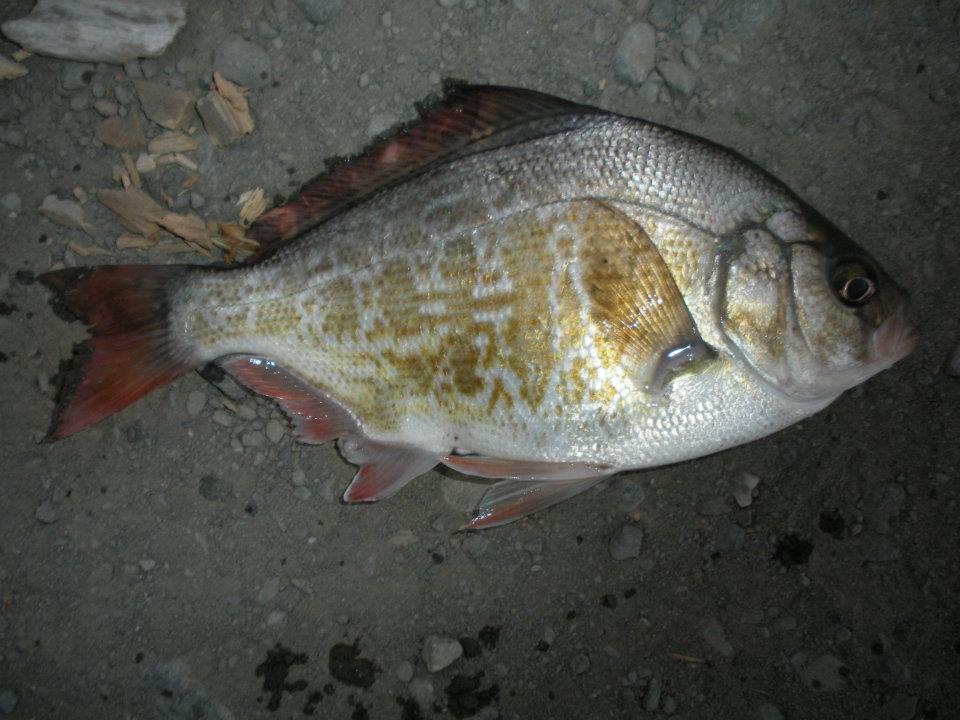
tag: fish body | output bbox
[42,85,915,528]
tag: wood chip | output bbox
[196,72,254,147]
[147,131,199,155]
[173,152,198,171]
[178,174,200,194]
[121,153,141,188]
[95,112,145,150]
[67,240,110,257]
[0,54,28,80]
[237,187,268,226]
[159,211,212,251]
[669,653,708,665]
[134,79,195,130]
[96,187,164,239]
[135,152,156,173]
[12,49,32,62]
[116,234,156,250]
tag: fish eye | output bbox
[830,260,877,306]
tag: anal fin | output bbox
[462,476,608,530]
[339,437,438,503]
[220,356,358,444]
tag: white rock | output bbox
[614,23,657,87]
[2,0,187,64]
[731,472,760,508]
[39,194,94,235]
[422,635,462,672]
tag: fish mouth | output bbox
[871,303,918,367]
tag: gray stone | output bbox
[266,610,286,625]
[292,0,345,25]
[198,475,233,502]
[461,533,489,559]
[682,47,702,71]
[772,96,811,136]
[662,695,677,715]
[717,523,746,552]
[134,80,195,130]
[702,617,734,657]
[731,473,759,508]
[614,23,657,87]
[570,653,590,675]
[189,193,205,210]
[61,62,95,90]
[800,653,850,692]
[422,635,462,672]
[213,35,272,89]
[441,478,487,512]
[883,695,918,720]
[186,390,206,416]
[1,192,21,212]
[35,501,58,524]
[679,15,703,45]
[945,342,960,377]
[0,689,18,714]
[437,0,460,7]
[608,523,644,560]
[658,60,697,96]
[212,410,234,427]
[409,677,434,707]
[695,495,730,516]
[93,99,118,117]
[648,0,675,29]
[293,486,312,501]
[258,576,281,604]
[396,660,414,683]
[882,654,911,687]
[864,482,906,533]
[139,558,156,571]
[0,128,25,147]
[757,703,785,720]
[68,94,90,111]
[726,0,785,38]
[643,675,661,711]
[265,419,285,444]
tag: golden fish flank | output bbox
[40,85,915,530]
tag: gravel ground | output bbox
[1,1,959,719]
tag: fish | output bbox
[39,84,916,529]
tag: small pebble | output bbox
[945,342,960,377]
[293,486,312,501]
[409,677,434,707]
[799,653,850,691]
[657,60,697,96]
[258,576,281,604]
[702,617,735,657]
[757,703,785,720]
[265,419,285,443]
[396,660,414,683]
[662,695,677,714]
[614,23,657,87]
[679,14,703,45]
[570,653,590,675]
[1,192,21,212]
[139,558,156,571]
[0,689,18,714]
[648,0,675,29]
[731,473,759,508]
[266,610,287,626]
[643,675,661,711]
[93,99,118,117]
[60,62,95,90]
[69,95,90,112]
[608,523,644,560]
[212,409,234,427]
[189,193,205,210]
[422,635,462,672]
[186,390,206,416]
[35,501,58,524]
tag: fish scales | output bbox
[42,85,914,528]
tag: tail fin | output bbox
[39,265,199,441]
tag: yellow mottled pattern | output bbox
[182,201,701,449]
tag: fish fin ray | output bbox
[38,265,198,440]
[221,356,358,444]
[340,438,437,502]
[246,83,603,259]
[462,476,609,530]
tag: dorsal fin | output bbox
[247,83,602,259]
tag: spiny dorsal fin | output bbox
[247,83,602,259]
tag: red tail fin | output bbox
[39,265,198,441]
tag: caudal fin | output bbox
[39,265,199,441]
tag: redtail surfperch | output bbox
[40,85,916,529]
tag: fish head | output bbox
[719,209,916,403]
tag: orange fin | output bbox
[461,476,609,531]
[220,356,358,444]
[39,265,198,441]
[441,454,611,481]
[247,82,600,259]
[339,437,438,503]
